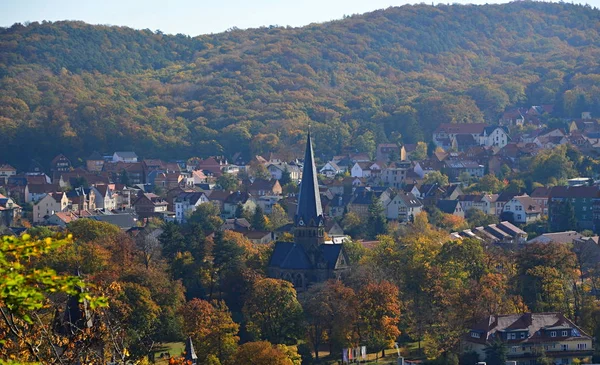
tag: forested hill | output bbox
[1,1,600,169]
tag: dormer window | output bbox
[562,330,569,337]
[471,332,480,338]
[550,331,557,337]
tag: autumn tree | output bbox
[179,298,239,365]
[423,171,449,186]
[303,280,358,359]
[243,278,303,344]
[233,341,298,365]
[357,280,401,359]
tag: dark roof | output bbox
[175,191,206,205]
[549,186,600,199]
[269,241,343,270]
[184,337,198,361]
[437,199,460,214]
[351,190,383,205]
[224,191,251,204]
[87,151,103,160]
[114,151,138,158]
[269,242,313,270]
[295,131,323,227]
[89,214,137,229]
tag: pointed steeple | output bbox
[184,337,198,364]
[295,129,323,227]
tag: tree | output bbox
[0,233,107,362]
[233,341,296,365]
[423,171,449,186]
[179,298,239,365]
[188,203,223,233]
[243,278,303,344]
[217,173,239,191]
[342,211,364,239]
[303,280,358,359]
[465,208,499,227]
[120,169,131,186]
[409,141,428,161]
[268,204,290,230]
[159,221,186,260]
[475,174,505,193]
[366,195,387,239]
[357,281,401,359]
[484,340,508,365]
[252,205,268,231]
[280,165,292,186]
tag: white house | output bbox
[112,151,138,163]
[33,192,69,224]
[91,185,116,211]
[386,191,422,222]
[351,162,382,178]
[480,126,510,148]
[379,161,412,188]
[502,194,542,224]
[320,161,345,178]
[267,163,301,182]
[174,191,209,223]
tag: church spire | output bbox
[295,130,323,227]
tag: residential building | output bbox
[376,143,405,162]
[531,187,551,215]
[380,161,412,189]
[386,191,422,222]
[503,194,542,224]
[444,160,485,181]
[464,312,592,365]
[548,186,600,231]
[86,152,105,172]
[33,192,68,224]
[319,161,345,178]
[437,199,465,218]
[222,191,256,219]
[91,185,116,211]
[133,193,169,218]
[112,152,138,163]
[174,191,209,223]
[267,163,301,182]
[0,193,21,226]
[0,164,16,184]
[246,179,282,196]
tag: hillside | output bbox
[1,1,600,169]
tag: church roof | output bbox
[295,131,323,226]
[269,241,344,270]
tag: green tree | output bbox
[409,141,428,161]
[423,171,449,186]
[465,208,499,227]
[366,195,387,239]
[252,205,268,231]
[217,173,239,191]
[280,165,292,186]
[484,340,508,365]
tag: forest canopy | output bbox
[1,2,600,169]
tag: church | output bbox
[267,131,350,291]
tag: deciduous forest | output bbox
[1,2,599,168]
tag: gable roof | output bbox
[114,151,138,159]
[437,199,460,214]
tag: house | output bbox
[154,172,185,190]
[112,152,138,163]
[386,191,423,222]
[132,193,169,218]
[221,218,251,232]
[267,163,301,182]
[379,161,412,189]
[480,126,510,148]
[499,108,526,126]
[174,191,209,223]
[246,179,282,196]
[33,192,68,224]
[28,183,60,203]
[347,189,390,219]
[103,162,146,185]
[437,199,465,218]
[495,192,516,217]
[86,152,105,172]
[464,312,592,365]
[319,161,345,178]
[50,154,72,173]
[350,161,382,179]
[222,191,256,219]
[91,185,116,211]
[89,214,137,230]
[46,211,79,227]
[457,194,496,215]
[0,193,21,226]
[530,187,551,215]
[255,195,283,215]
[66,187,94,212]
[376,143,405,162]
[268,131,349,292]
[0,164,16,183]
[527,231,584,245]
[502,195,542,224]
[444,160,485,181]
[548,186,600,231]
[241,230,274,244]
[433,123,488,149]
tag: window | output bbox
[511,347,518,353]
[551,331,557,337]
[509,333,517,340]
[562,344,568,351]
[471,332,480,338]
[577,343,587,350]
[520,332,526,339]
[562,330,569,337]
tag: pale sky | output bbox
[2,0,599,36]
